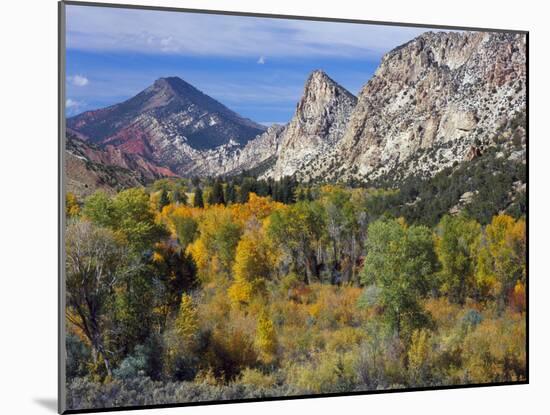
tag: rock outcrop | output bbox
[265,70,357,180]
[294,31,526,183]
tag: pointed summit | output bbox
[269,70,358,180]
[295,70,357,125]
[67,76,266,154]
[305,69,340,88]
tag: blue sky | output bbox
[65,5,435,124]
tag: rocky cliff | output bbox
[264,70,357,180]
[292,31,526,183]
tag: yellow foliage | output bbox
[286,350,357,393]
[66,192,80,217]
[152,251,164,263]
[228,224,274,306]
[159,204,200,236]
[510,280,526,312]
[478,214,526,300]
[228,277,254,306]
[175,294,198,343]
[239,368,276,388]
[408,329,431,372]
[325,327,366,353]
[186,238,210,281]
[230,193,285,225]
[460,312,526,383]
[255,310,278,363]
[149,190,161,211]
[396,216,408,229]
[308,284,362,327]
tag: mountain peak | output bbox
[67,75,266,158]
[150,76,200,99]
[299,70,357,113]
[153,76,192,89]
[305,69,340,89]
[269,71,358,180]
[309,69,329,79]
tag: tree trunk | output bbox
[91,335,112,378]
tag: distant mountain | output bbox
[67,76,266,175]
[66,31,526,197]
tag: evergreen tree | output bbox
[256,180,269,197]
[225,182,237,204]
[170,188,188,205]
[193,187,204,208]
[158,189,170,211]
[208,180,225,205]
[238,179,253,203]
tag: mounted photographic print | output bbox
[59,1,528,413]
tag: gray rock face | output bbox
[265,70,358,180]
[183,124,286,177]
[295,31,526,183]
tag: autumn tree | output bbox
[255,309,278,363]
[82,191,114,227]
[435,215,481,304]
[268,201,325,283]
[66,220,126,377]
[361,219,438,337]
[407,328,432,385]
[476,214,526,305]
[175,294,199,343]
[163,294,200,380]
[66,192,80,218]
[228,221,274,306]
[187,206,242,280]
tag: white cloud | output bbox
[66,98,86,115]
[66,98,80,108]
[65,5,457,59]
[257,56,266,64]
[68,74,89,87]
